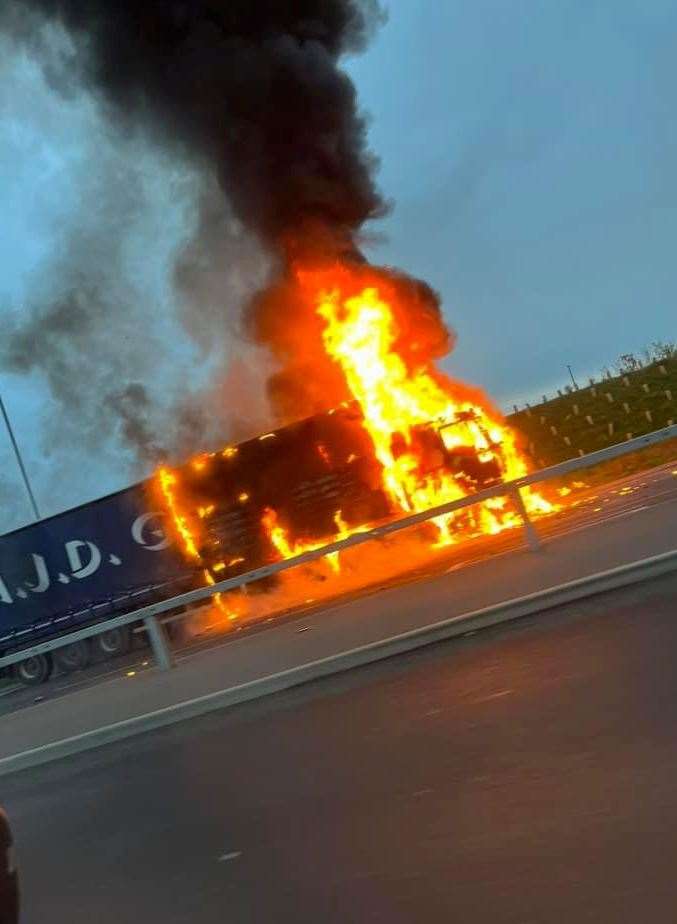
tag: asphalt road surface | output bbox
[3,572,677,923]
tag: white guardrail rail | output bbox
[1,423,676,674]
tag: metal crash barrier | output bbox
[1,423,675,674]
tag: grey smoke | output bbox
[0,1,385,487]
[0,123,201,470]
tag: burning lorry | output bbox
[1,271,553,686]
[155,401,508,587]
[0,401,509,686]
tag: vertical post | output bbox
[144,615,175,670]
[0,393,40,522]
[510,485,541,552]
[567,364,579,390]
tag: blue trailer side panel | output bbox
[0,483,190,649]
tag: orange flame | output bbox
[203,568,244,622]
[261,506,346,573]
[158,467,201,559]
[311,278,553,543]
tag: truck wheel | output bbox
[15,653,53,686]
[94,626,132,660]
[53,640,91,674]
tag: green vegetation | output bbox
[506,342,677,482]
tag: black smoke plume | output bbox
[0,0,389,471]
[3,0,386,253]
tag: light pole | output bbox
[0,393,41,522]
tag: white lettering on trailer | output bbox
[0,577,12,605]
[131,513,171,551]
[24,554,50,593]
[0,512,171,608]
[65,540,102,579]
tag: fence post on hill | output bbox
[510,486,541,552]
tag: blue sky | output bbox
[1,0,676,531]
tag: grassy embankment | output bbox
[506,356,677,486]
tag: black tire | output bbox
[15,653,53,686]
[93,626,132,660]
[53,640,91,674]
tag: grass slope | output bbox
[506,358,677,481]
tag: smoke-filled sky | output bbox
[1,0,676,532]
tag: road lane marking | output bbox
[550,505,651,539]
[471,689,513,704]
[0,685,22,699]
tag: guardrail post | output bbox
[510,486,542,552]
[144,616,175,670]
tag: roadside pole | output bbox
[0,393,41,522]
